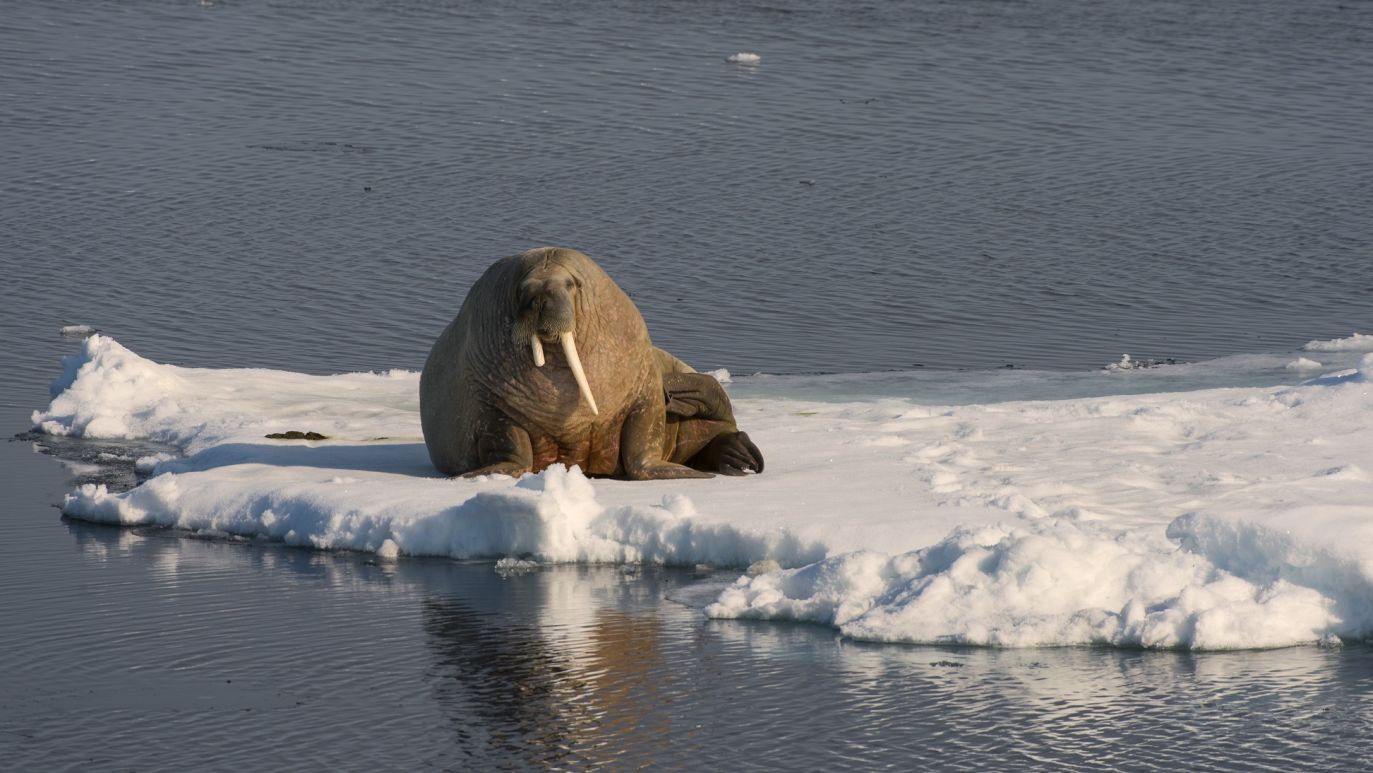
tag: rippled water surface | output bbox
[4,0,1372,389]
[4,0,1373,768]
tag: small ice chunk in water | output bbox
[494,557,539,576]
[377,539,400,561]
[1103,353,1177,371]
[60,325,98,338]
[726,52,761,65]
[134,452,176,473]
[1104,354,1138,371]
[747,559,781,577]
[1286,357,1323,370]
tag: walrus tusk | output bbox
[560,331,598,415]
[531,335,545,367]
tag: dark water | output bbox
[3,0,1372,388]
[4,0,1373,768]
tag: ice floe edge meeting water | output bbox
[30,333,1373,650]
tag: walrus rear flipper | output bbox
[621,392,713,480]
[687,431,764,476]
[660,370,763,475]
[663,372,736,422]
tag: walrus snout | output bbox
[518,278,576,337]
[513,274,598,415]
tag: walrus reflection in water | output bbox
[420,247,763,479]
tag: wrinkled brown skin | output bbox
[420,247,762,480]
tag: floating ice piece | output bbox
[1286,357,1323,370]
[134,452,176,473]
[1103,353,1178,371]
[495,557,540,576]
[746,558,781,577]
[1104,353,1138,371]
[726,52,761,65]
[60,324,98,338]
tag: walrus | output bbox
[420,247,763,479]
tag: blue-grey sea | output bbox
[3,0,1372,769]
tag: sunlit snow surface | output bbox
[33,335,1373,650]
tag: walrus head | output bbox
[512,259,599,415]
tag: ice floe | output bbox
[29,335,1373,649]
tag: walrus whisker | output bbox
[560,331,598,415]
[531,334,545,367]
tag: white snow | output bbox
[1287,357,1323,370]
[1303,332,1373,352]
[31,335,1373,650]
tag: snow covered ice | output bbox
[1303,332,1373,352]
[32,334,1373,650]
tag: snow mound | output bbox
[707,518,1335,649]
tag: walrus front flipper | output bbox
[459,415,534,478]
[687,431,764,476]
